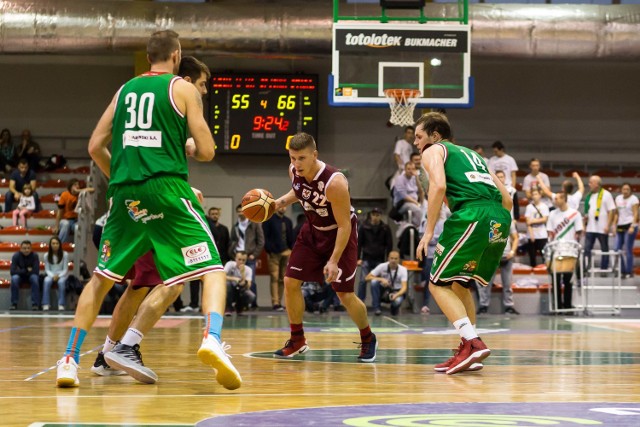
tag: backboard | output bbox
[330,22,472,109]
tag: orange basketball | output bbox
[241,188,276,223]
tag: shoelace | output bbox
[219,342,233,359]
[355,341,372,355]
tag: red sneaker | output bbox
[434,346,484,373]
[273,338,309,359]
[444,337,491,375]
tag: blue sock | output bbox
[205,312,223,343]
[64,327,87,363]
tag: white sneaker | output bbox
[180,306,194,312]
[58,305,65,311]
[197,335,242,390]
[42,305,50,311]
[56,356,79,387]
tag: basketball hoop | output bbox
[384,89,421,127]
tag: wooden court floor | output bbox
[2,311,640,426]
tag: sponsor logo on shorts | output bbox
[489,220,507,244]
[126,200,164,223]
[435,243,444,256]
[181,242,212,266]
[290,266,302,271]
[100,240,111,264]
[302,189,311,199]
[463,260,477,272]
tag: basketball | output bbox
[241,188,276,223]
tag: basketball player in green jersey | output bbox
[415,112,512,375]
[56,31,241,390]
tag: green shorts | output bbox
[430,202,511,287]
[96,176,222,286]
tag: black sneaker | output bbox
[357,333,378,363]
[91,351,126,376]
[10,304,17,311]
[32,305,39,311]
[477,306,488,314]
[504,306,520,315]
[104,343,158,384]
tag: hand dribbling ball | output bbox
[241,189,276,223]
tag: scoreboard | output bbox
[209,74,318,155]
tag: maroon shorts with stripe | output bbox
[131,251,163,289]
[285,216,358,292]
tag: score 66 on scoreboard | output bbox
[208,74,318,155]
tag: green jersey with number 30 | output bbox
[437,141,502,212]
[110,72,189,186]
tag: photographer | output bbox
[224,251,256,316]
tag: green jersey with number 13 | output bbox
[436,141,502,212]
[110,72,189,186]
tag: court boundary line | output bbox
[24,344,103,381]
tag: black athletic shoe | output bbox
[91,351,125,376]
[104,343,158,384]
[504,306,520,315]
[477,306,488,314]
[357,333,378,363]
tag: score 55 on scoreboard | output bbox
[209,74,318,155]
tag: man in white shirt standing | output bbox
[525,188,550,266]
[547,192,584,310]
[394,126,415,174]
[583,175,616,271]
[522,158,551,207]
[365,251,408,316]
[488,141,518,187]
[393,161,424,228]
[613,183,639,278]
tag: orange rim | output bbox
[384,89,421,101]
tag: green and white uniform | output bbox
[97,72,221,286]
[429,141,511,287]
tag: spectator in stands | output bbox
[394,126,415,175]
[525,188,549,266]
[4,158,40,213]
[411,152,429,195]
[54,178,95,243]
[263,206,295,311]
[42,236,69,311]
[522,158,552,207]
[15,129,41,172]
[488,141,518,186]
[473,145,489,164]
[224,250,256,315]
[584,175,616,271]
[547,192,584,310]
[496,170,520,220]
[12,183,36,227]
[477,221,520,315]
[229,203,264,309]
[393,161,424,228]
[366,251,408,316]
[613,183,639,278]
[0,128,16,175]
[356,207,393,303]
[293,213,306,239]
[537,171,584,211]
[9,240,40,311]
[180,206,231,312]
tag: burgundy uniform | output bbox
[122,251,163,289]
[285,162,358,292]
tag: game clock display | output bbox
[209,74,318,155]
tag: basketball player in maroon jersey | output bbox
[273,133,377,362]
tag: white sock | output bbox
[473,324,478,335]
[453,317,478,341]
[102,336,117,353]
[121,328,144,347]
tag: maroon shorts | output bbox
[131,251,163,289]
[286,216,358,292]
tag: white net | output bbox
[384,89,421,127]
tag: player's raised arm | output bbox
[174,79,214,161]
[88,94,117,178]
